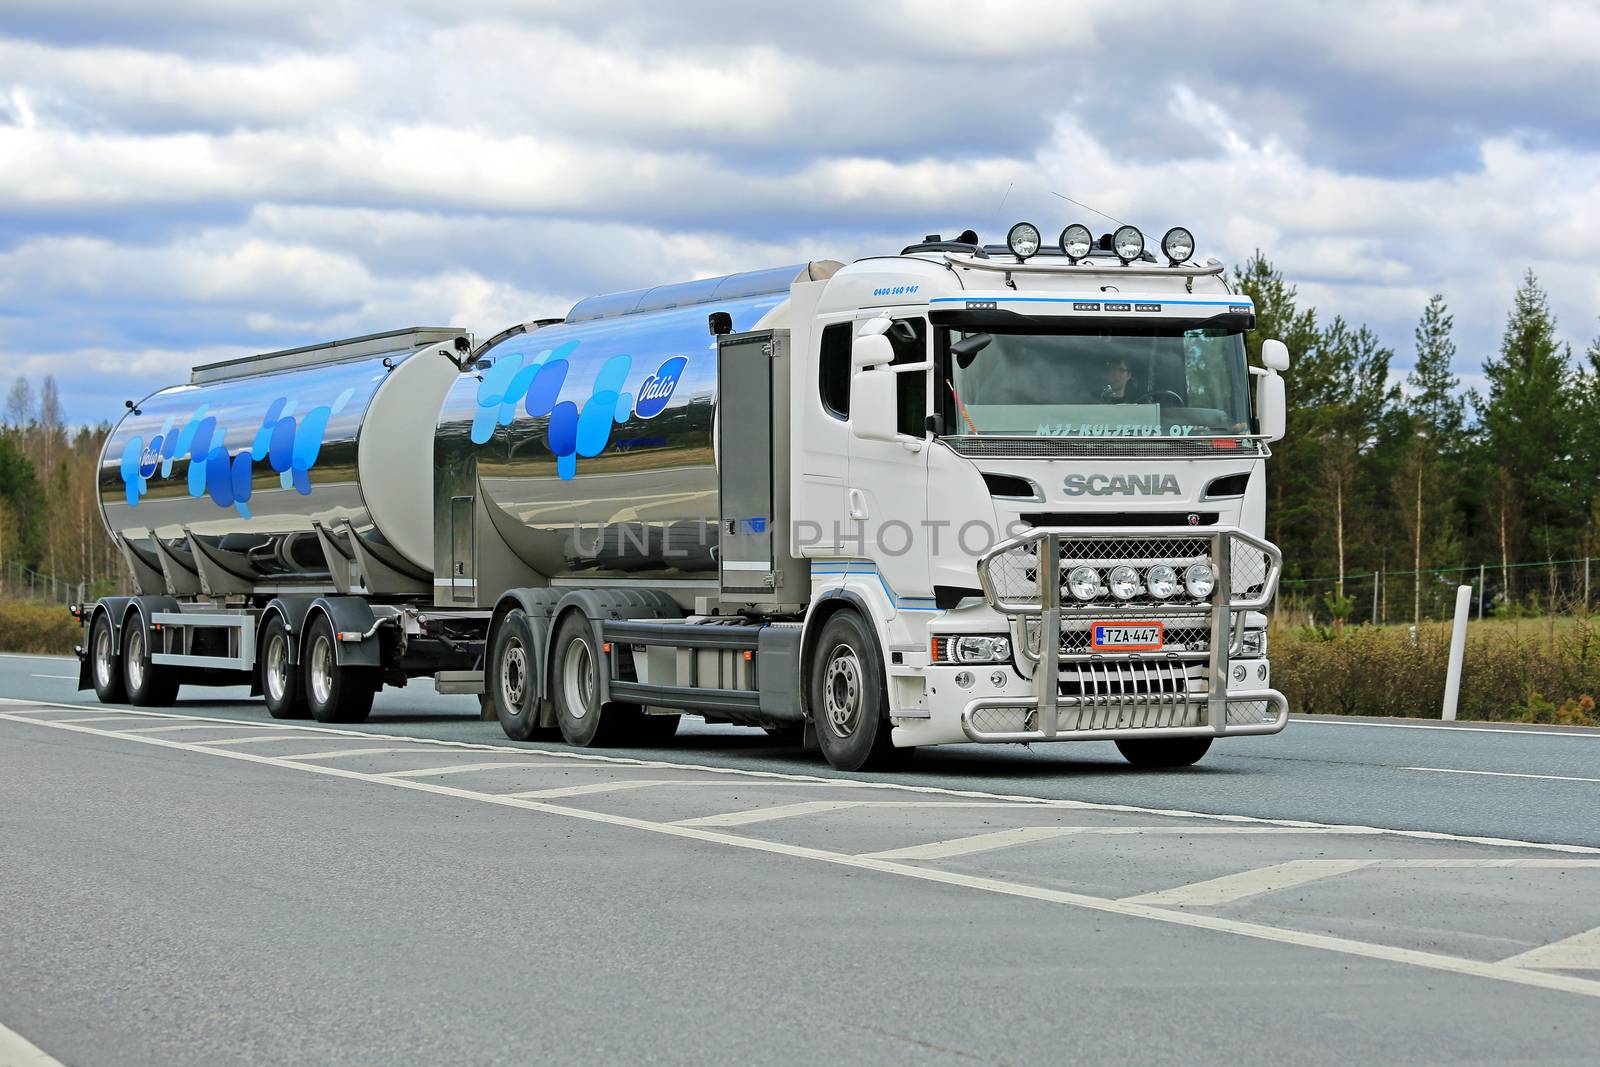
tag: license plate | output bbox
[1090,622,1164,651]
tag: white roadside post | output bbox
[1441,585,1473,722]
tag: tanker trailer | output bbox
[77,327,481,721]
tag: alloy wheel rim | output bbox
[265,632,289,703]
[94,623,113,687]
[502,640,527,708]
[310,636,335,707]
[562,639,593,720]
[127,628,145,691]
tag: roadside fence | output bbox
[1276,557,1600,626]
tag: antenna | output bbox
[1050,190,1131,229]
[996,181,1014,215]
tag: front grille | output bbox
[1058,658,1205,698]
[1056,619,1211,654]
[945,436,1266,460]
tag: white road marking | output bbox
[0,652,75,662]
[1298,718,1600,740]
[1502,926,1600,970]
[28,674,76,680]
[383,761,560,779]
[677,800,865,826]
[1124,859,1380,906]
[863,825,1388,861]
[36,714,169,725]
[1124,858,1600,907]
[194,734,332,747]
[3,697,1598,855]
[8,709,1600,1002]
[1407,766,1600,785]
[115,723,286,735]
[503,780,698,799]
[276,747,436,761]
[0,1018,65,1067]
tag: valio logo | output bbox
[634,356,687,419]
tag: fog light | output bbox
[989,670,1007,688]
[1145,564,1178,599]
[1257,663,1268,681]
[1067,565,1100,601]
[1108,565,1140,600]
[1184,562,1215,599]
[1232,664,1247,683]
[954,671,975,690]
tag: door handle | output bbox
[848,488,869,520]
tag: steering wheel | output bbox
[1134,390,1185,406]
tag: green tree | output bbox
[1476,270,1577,596]
[0,430,44,570]
[1398,295,1465,622]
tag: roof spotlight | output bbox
[1007,222,1042,261]
[1112,225,1145,264]
[1161,226,1195,266]
[1059,223,1093,262]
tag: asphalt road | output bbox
[5,652,1600,1064]
[4,651,1599,848]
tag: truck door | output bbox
[846,314,933,609]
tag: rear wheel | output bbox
[260,616,309,720]
[808,611,905,772]
[89,612,126,704]
[303,616,376,724]
[550,614,640,747]
[1115,736,1212,768]
[490,610,559,741]
[122,618,179,707]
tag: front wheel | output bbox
[303,616,376,724]
[260,616,309,720]
[1115,736,1213,768]
[89,612,126,704]
[808,611,904,772]
[122,618,179,707]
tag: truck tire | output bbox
[260,615,309,720]
[122,617,179,707]
[549,613,640,747]
[1115,736,1212,768]
[303,615,375,724]
[490,610,559,741]
[89,611,126,704]
[808,611,904,772]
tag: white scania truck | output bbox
[78,221,1289,771]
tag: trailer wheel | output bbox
[808,611,904,772]
[89,611,127,704]
[122,618,179,707]
[303,616,375,724]
[550,613,639,747]
[1115,737,1212,768]
[260,616,309,720]
[490,610,559,741]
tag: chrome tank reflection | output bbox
[434,292,786,588]
[100,339,452,581]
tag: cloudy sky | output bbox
[2,0,1598,425]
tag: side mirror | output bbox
[1257,371,1285,443]
[853,333,893,370]
[850,365,898,442]
[1261,338,1290,372]
[950,332,992,369]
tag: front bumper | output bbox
[896,525,1289,747]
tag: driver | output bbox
[1099,357,1140,403]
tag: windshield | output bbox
[943,324,1253,437]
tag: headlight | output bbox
[1112,225,1144,263]
[1145,564,1178,599]
[1007,222,1042,260]
[1239,629,1267,657]
[1059,223,1093,261]
[943,635,1013,663]
[1066,565,1100,601]
[1160,226,1195,265]
[1108,565,1140,600]
[1185,562,1216,599]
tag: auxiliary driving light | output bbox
[1108,565,1140,600]
[1145,564,1179,600]
[1066,565,1100,601]
[954,671,975,690]
[1059,223,1094,261]
[1007,222,1042,260]
[1184,562,1216,599]
[1161,226,1195,265]
[1112,225,1145,263]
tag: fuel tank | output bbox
[434,262,839,602]
[99,328,464,594]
